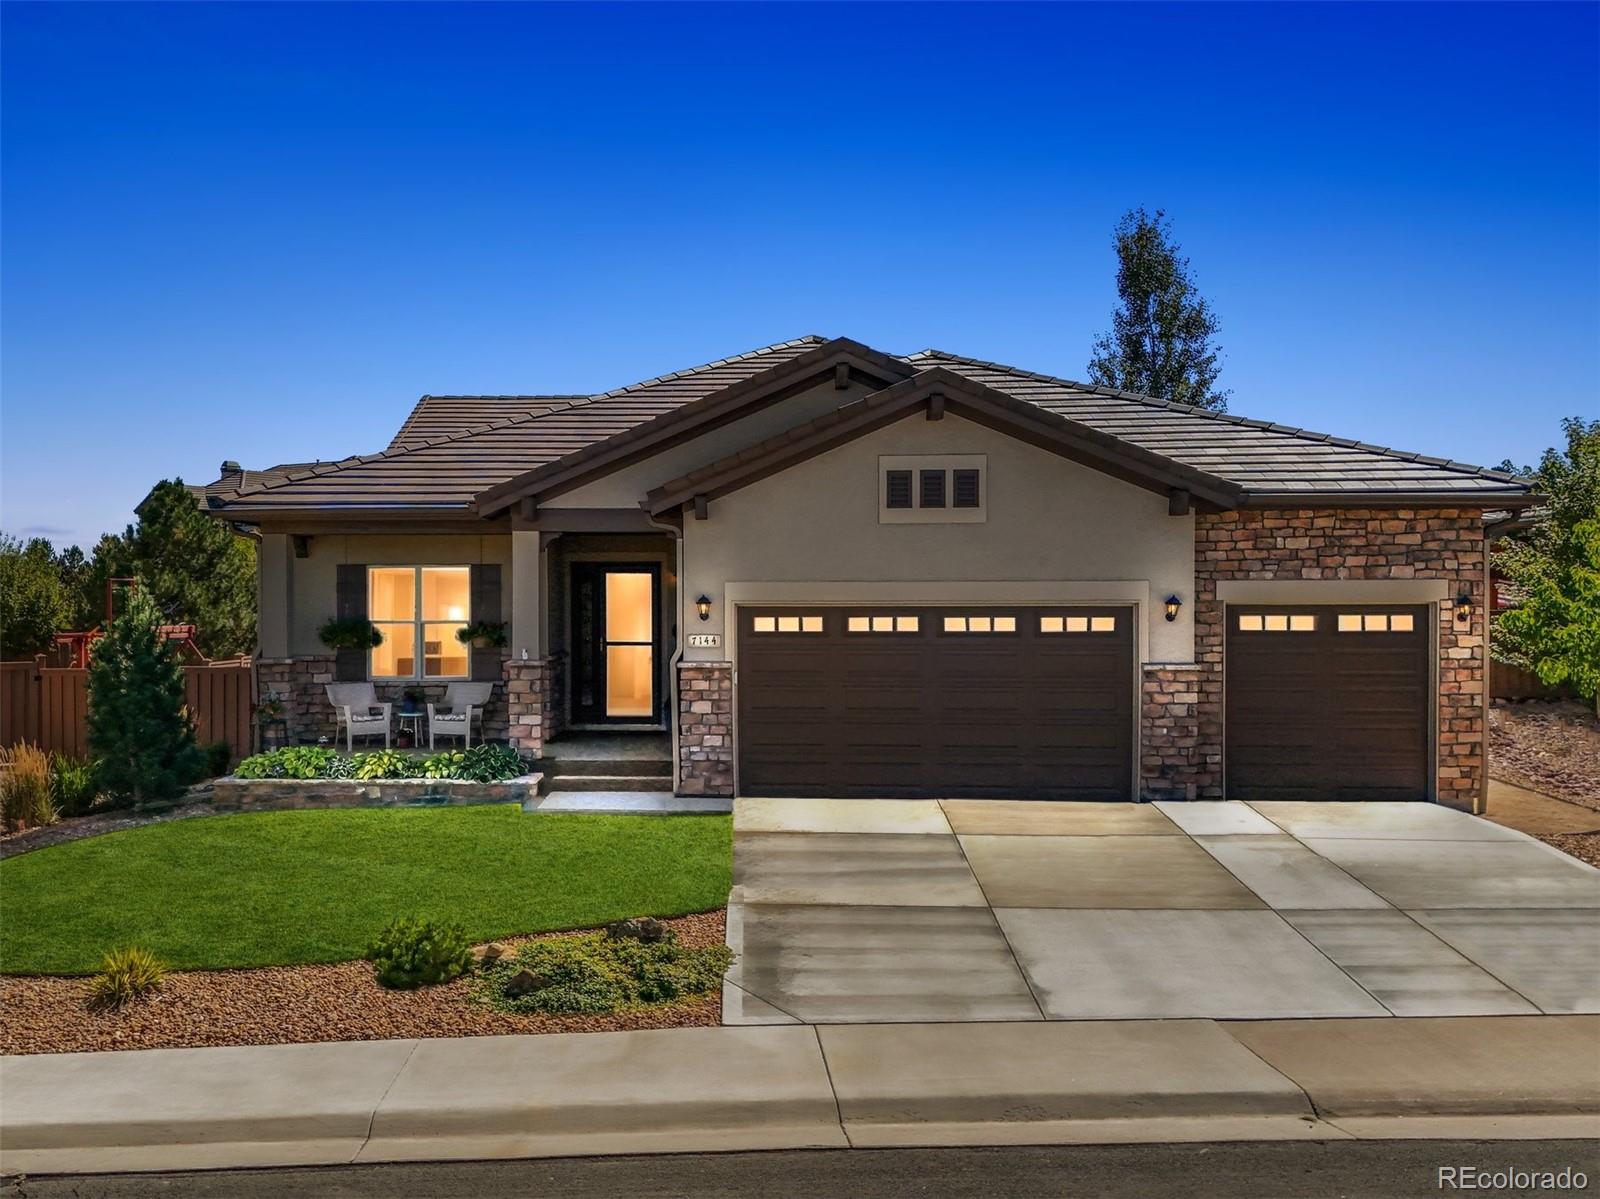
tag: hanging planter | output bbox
[456,621,508,650]
[318,617,383,652]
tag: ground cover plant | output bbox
[472,926,734,1015]
[0,806,731,974]
[232,742,524,782]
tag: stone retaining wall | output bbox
[212,773,543,812]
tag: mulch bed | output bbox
[0,793,218,861]
[0,911,725,1057]
[1539,832,1600,870]
[1489,700,1600,812]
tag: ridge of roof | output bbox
[215,335,828,505]
[911,348,1533,487]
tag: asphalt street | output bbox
[6,1141,1598,1199]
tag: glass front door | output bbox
[571,563,659,723]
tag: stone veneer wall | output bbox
[258,655,511,750]
[503,657,550,758]
[678,662,733,796]
[1140,508,1486,803]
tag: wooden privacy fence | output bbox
[0,658,254,761]
[1491,659,1572,702]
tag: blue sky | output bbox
[3,2,1596,548]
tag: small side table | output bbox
[258,719,289,751]
[396,711,425,749]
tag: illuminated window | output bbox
[1090,616,1117,633]
[1040,614,1107,633]
[1336,612,1416,634]
[850,615,918,633]
[1040,616,1064,634]
[944,615,1017,633]
[1240,613,1313,633]
[369,567,470,679]
[754,614,823,634]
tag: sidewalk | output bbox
[3,1017,1596,1175]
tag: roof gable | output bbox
[643,368,1244,516]
[474,337,915,516]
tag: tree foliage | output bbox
[1493,417,1600,704]
[0,478,256,660]
[1088,208,1229,411]
[86,585,204,805]
[0,535,70,657]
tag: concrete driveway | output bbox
[723,798,1600,1025]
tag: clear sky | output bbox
[3,1,1596,549]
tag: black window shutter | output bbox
[919,470,946,508]
[334,564,368,682]
[953,469,981,508]
[885,470,913,509]
[470,564,503,681]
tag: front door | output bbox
[571,563,660,724]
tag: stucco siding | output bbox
[681,412,1196,664]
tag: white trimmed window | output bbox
[880,455,986,524]
[369,567,471,679]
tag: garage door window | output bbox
[1237,613,1316,632]
[942,615,1017,633]
[847,615,920,633]
[1040,615,1117,633]
[751,615,825,633]
[1337,612,1415,633]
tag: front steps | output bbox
[527,733,705,813]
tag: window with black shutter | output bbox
[885,470,913,509]
[952,469,981,508]
[919,470,946,508]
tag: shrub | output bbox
[352,748,414,779]
[276,746,339,779]
[86,586,204,806]
[318,617,383,652]
[0,742,56,832]
[473,930,733,1015]
[367,917,474,989]
[421,750,467,779]
[457,743,526,783]
[50,753,99,817]
[455,620,508,648]
[202,740,234,779]
[88,945,167,1010]
[232,749,286,779]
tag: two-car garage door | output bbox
[737,607,1134,800]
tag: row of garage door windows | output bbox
[749,611,1418,635]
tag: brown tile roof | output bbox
[209,337,826,512]
[205,334,1535,516]
[912,350,1534,501]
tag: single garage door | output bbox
[737,606,1134,799]
[1226,605,1430,802]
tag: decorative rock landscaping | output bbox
[211,773,544,812]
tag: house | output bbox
[202,335,1537,804]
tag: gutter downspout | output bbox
[646,508,685,796]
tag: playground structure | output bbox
[50,578,211,668]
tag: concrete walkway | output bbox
[3,1017,1596,1175]
[725,798,1600,1024]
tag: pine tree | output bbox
[1088,208,1229,411]
[87,584,204,805]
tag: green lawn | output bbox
[0,807,732,975]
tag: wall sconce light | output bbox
[1454,592,1474,624]
[695,595,712,622]
[1164,595,1183,623]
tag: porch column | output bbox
[510,530,543,659]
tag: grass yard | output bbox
[0,806,732,975]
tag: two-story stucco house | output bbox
[203,336,1536,805]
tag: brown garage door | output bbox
[1226,605,1430,802]
[737,607,1134,799]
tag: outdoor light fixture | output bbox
[1164,595,1183,622]
[695,595,712,622]
[1454,592,1474,624]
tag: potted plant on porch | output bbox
[456,621,508,650]
[399,686,425,716]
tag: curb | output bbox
[3,1018,1597,1176]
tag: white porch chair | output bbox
[326,683,392,752]
[428,682,494,749]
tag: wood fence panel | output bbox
[1,660,254,762]
[0,662,40,748]
[1491,660,1570,702]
